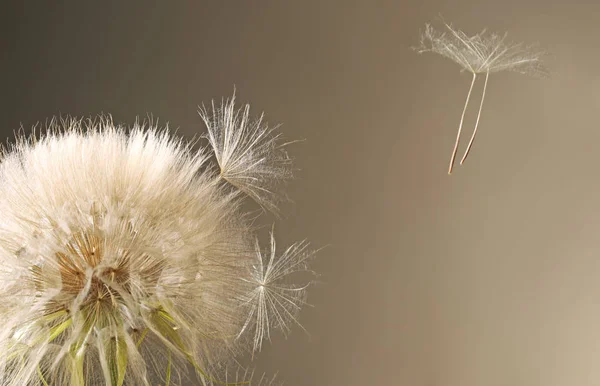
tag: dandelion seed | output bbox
[415,21,547,173]
[0,97,315,385]
[238,228,315,356]
[198,92,294,214]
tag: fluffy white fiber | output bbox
[0,96,314,385]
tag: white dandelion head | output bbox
[198,92,294,214]
[416,21,548,77]
[0,105,315,385]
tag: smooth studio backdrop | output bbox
[2,1,600,385]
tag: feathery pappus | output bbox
[0,94,315,385]
[415,19,548,174]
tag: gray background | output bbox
[2,1,600,385]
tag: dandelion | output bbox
[415,21,548,174]
[0,96,315,385]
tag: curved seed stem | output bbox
[449,72,477,174]
[461,70,489,165]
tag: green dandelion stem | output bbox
[165,351,172,386]
[37,366,49,386]
[105,335,128,386]
[136,328,149,348]
[48,318,73,343]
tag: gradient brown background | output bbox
[1,1,599,385]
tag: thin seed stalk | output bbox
[449,72,477,174]
[461,70,489,165]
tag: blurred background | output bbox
[2,1,600,385]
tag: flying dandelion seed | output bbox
[415,20,548,174]
[198,94,293,215]
[0,96,315,386]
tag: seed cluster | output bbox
[0,96,314,386]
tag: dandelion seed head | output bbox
[0,102,315,385]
